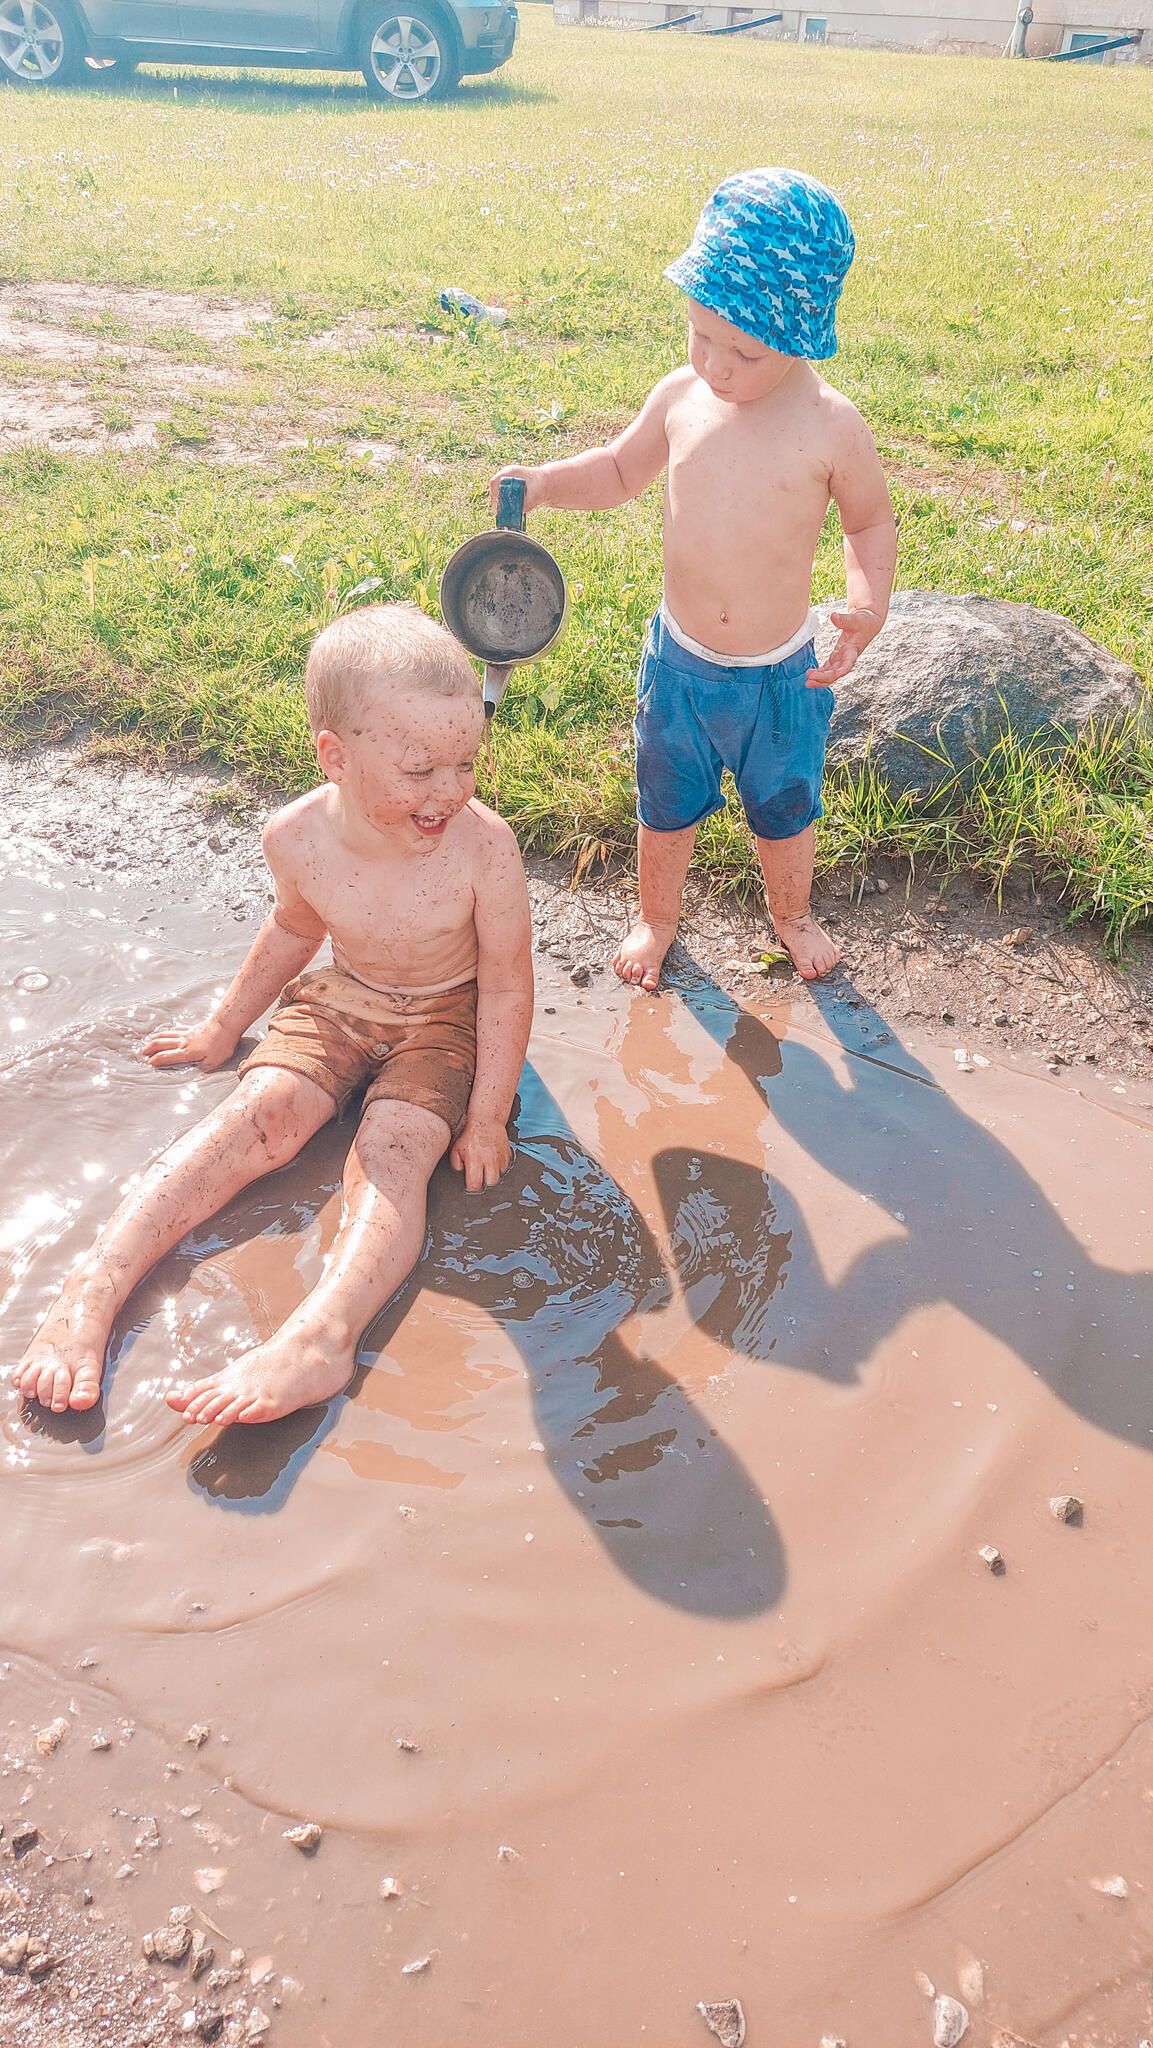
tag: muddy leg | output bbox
[756,825,841,981]
[170,1098,451,1427]
[612,824,697,992]
[11,1069,335,1415]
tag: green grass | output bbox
[2,14,1153,942]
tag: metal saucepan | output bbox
[440,477,568,717]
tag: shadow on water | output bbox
[188,1063,786,1619]
[77,66,553,112]
[670,958,1153,1453]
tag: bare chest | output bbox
[309,851,475,964]
[667,405,830,528]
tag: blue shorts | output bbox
[634,611,833,842]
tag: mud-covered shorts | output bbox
[238,967,477,1138]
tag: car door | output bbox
[83,0,180,41]
[176,0,321,51]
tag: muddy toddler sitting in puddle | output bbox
[11,604,534,1425]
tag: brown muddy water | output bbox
[4,809,1153,2048]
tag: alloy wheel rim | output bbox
[369,15,441,97]
[0,0,65,77]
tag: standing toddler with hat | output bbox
[492,167,896,986]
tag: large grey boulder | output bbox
[822,591,1148,794]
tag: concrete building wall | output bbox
[555,0,1150,57]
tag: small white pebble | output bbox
[933,1993,969,2046]
[496,1844,520,1861]
[401,1953,436,1975]
[379,1876,401,1899]
[1090,1873,1129,1898]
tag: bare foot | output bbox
[774,912,842,981]
[167,1322,356,1428]
[611,919,676,992]
[10,1282,115,1413]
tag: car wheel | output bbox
[0,0,87,84]
[359,2,460,101]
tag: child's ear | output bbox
[315,728,345,783]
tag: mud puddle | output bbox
[5,799,1153,2046]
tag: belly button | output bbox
[719,610,728,624]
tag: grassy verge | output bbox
[1,14,1152,942]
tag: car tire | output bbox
[0,0,88,84]
[359,1,460,101]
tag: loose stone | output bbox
[182,2005,224,2043]
[283,1823,322,1852]
[143,1921,193,1964]
[0,1932,30,1970]
[35,1717,69,1756]
[933,1994,969,2046]
[189,1930,214,1980]
[10,1824,39,1855]
[1049,1494,1083,1524]
[978,1545,1006,1574]
[696,1999,746,2048]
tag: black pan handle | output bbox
[496,477,527,533]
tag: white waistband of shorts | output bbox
[659,602,817,670]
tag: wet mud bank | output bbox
[5,747,1153,2047]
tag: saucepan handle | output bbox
[496,476,527,533]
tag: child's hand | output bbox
[450,1118,511,1192]
[488,465,547,516]
[806,607,885,688]
[141,1017,238,1072]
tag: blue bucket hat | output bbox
[665,167,855,360]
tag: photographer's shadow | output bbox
[368,1064,788,1619]
[673,963,1153,1448]
[190,1062,789,1619]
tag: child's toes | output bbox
[188,1385,238,1427]
[69,1362,103,1411]
[175,1381,219,1423]
[33,1360,66,1410]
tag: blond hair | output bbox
[304,602,478,735]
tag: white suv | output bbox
[0,0,517,99]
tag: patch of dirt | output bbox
[0,378,158,455]
[4,742,1152,1089]
[0,283,271,348]
[0,282,483,464]
[1,1854,195,2048]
